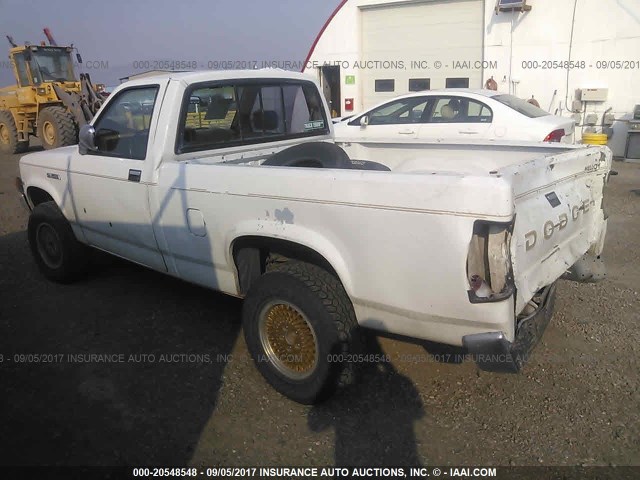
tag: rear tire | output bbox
[28,201,89,283]
[242,260,360,404]
[0,110,28,154]
[38,106,78,149]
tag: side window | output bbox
[12,54,30,87]
[178,81,328,153]
[93,86,159,160]
[427,97,493,123]
[428,98,458,122]
[465,100,493,123]
[360,98,429,126]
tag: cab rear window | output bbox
[176,80,328,154]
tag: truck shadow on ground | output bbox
[309,335,425,467]
[1,229,430,467]
[0,230,242,465]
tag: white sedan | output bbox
[333,89,575,144]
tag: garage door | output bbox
[360,0,483,108]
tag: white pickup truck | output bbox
[17,70,611,404]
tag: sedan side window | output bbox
[354,98,429,126]
[465,100,493,123]
[93,86,159,160]
[427,97,493,124]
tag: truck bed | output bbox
[175,139,610,330]
[338,139,579,175]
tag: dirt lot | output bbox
[0,145,638,468]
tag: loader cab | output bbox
[11,46,76,87]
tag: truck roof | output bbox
[120,69,317,87]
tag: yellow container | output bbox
[581,133,608,145]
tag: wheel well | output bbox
[27,187,54,207]
[232,236,340,295]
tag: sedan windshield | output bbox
[492,94,550,118]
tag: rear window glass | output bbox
[493,94,550,118]
[177,80,328,153]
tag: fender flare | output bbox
[227,221,354,297]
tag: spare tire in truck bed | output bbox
[262,142,353,169]
[262,141,390,171]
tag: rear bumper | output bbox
[462,283,557,373]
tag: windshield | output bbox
[492,94,550,118]
[29,48,75,84]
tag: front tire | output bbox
[37,106,78,150]
[28,201,89,283]
[242,260,360,404]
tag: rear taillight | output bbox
[544,129,565,143]
[467,221,515,303]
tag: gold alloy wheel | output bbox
[42,121,56,145]
[258,301,319,380]
[0,123,9,145]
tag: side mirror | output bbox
[76,53,83,64]
[78,124,97,155]
[360,115,369,127]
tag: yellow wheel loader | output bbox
[0,30,105,154]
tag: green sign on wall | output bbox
[345,75,356,85]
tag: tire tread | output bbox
[0,110,28,154]
[244,259,361,403]
[38,106,78,148]
[28,201,89,283]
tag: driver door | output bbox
[68,84,167,271]
[354,97,429,140]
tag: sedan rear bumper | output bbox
[462,283,557,373]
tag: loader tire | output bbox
[0,110,29,154]
[38,106,78,150]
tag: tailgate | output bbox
[501,146,612,314]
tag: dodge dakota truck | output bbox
[17,70,611,404]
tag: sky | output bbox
[0,0,342,86]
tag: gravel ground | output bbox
[0,145,638,468]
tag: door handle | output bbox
[398,130,415,135]
[128,169,142,182]
[459,130,479,135]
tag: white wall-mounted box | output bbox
[578,88,609,102]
